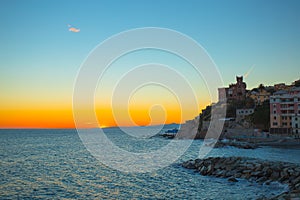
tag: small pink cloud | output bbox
[68,24,80,33]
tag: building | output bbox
[274,83,286,91]
[235,108,254,124]
[236,108,254,117]
[270,87,300,136]
[248,88,270,106]
[218,76,247,102]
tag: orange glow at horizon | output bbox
[0,99,208,129]
[0,101,208,129]
[0,109,75,129]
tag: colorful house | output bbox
[270,87,300,136]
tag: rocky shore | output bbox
[182,157,300,199]
[205,140,259,149]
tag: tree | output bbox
[294,79,300,87]
[248,100,270,131]
[258,83,265,91]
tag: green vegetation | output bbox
[294,79,300,87]
[226,97,255,118]
[246,100,270,131]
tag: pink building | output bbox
[270,87,300,136]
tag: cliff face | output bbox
[176,103,226,140]
[176,117,199,139]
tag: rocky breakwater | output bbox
[182,157,300,199]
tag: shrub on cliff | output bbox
[247,100,270,131]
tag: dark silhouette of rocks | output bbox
[182,157,300,199]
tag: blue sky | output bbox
[0,0,300,127]
[1,0,299,88]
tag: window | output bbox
[273,122,278,126]
[274,110,276,114]
[274,116,277,120]
[296,124,298,128]
[296,118,298,121]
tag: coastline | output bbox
[182,157,300,199]
[230,137,300,149]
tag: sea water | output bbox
[1,128,300,199]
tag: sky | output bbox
[0,0,299,128]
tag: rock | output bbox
[281,168,289,179]
[254,163,262,171]
[288,169,295,175]
[278,177,288,183]
[200,166,208,175]
[241,173,251,179]
[214,162,223,170]
[242,169,252,174]
[291,176,300,186]
[245,163,254,170]
[182,160,196,169]
[226,165,235,171]
[290,190,300,199]
[207,164,213,174]
[228,177,238,182]
[270,171,280,180]
[225,170,235,178]
[272,164,281,172]
[264,180,272,185]
[234,173,242,178]
[251,171,263,177]
[263,167,273,177]
[203,160,211,167]
[195,160,203,168]
[257,176,268,183]
[215,170,225,177]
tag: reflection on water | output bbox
[1,128,299,199]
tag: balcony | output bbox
[281,113,295,116]
[280,106,295,110]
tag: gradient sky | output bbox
[1,0,300,128]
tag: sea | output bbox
[1,127,300,199]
